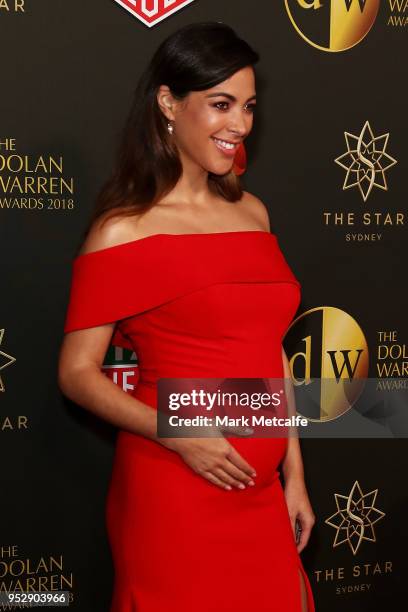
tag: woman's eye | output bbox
[212,101,256,113]
[213,102,229,111]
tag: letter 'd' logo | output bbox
[113,0,196,28]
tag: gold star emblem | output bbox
[0,329,16,392]
[335,120,397,202]
[325,480,385,555]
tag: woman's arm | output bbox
[281,346,306,484]
[58,326,257,492]
[58,324,161,439]
[281,346,315,552]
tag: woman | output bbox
[59,22,316,612]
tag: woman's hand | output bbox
[160,433,257,491]
[283,479,315,553]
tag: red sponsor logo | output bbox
[113,0,196,27]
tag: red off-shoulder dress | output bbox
[63,230,315,612]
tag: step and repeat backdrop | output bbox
[0,1,406,610]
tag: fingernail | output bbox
[248,480,255,486]
[225,485,232,490]
[238,483,246,489]
[252,472,257,477]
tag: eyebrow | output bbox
[205,92,257,102]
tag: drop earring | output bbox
[232,142,247,176]
[167,122,174,135]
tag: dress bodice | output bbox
[63,231,301,393]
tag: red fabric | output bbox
[232,142,247,175]
[64,230,315,612]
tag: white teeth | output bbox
[213,137,237,150]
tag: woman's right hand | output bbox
[160,434,257,491]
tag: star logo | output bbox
[334,121,397,202]
[0,329,16,393]
[325,480,385,555]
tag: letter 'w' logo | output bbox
[343,0,368,11]
[113,0,196,27]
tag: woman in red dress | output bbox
[59,22,316,612]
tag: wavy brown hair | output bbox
[87,22,259,232]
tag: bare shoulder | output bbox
[240,191,271,232]
[78,209,144,256]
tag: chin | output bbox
[206,162,234,176]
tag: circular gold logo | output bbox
[284,306,369,422]
[285,0,380,52]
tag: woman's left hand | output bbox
[283,479,315,553]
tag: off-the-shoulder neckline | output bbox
[73,230,276,261]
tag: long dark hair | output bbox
[89,22,259,229]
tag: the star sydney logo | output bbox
[335,121,397,202]
[112,0,196,27]
[325,480,385,555]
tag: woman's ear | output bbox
[157,85,176,121]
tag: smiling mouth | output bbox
[211,137,240,155]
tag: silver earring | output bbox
[167,122,174,135]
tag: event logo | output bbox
[325,480,385,555]
[0,329,15,393]
[0,545,74,603]
[0,138,75,212]
[284,306,369,421]
[376,329,408,379]
[335,121,398,202]
[113,0,196,27]
[323,121,403,242]
[285,0,380,51]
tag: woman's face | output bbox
[159,66,256,176]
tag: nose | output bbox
[227,109,249,139]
